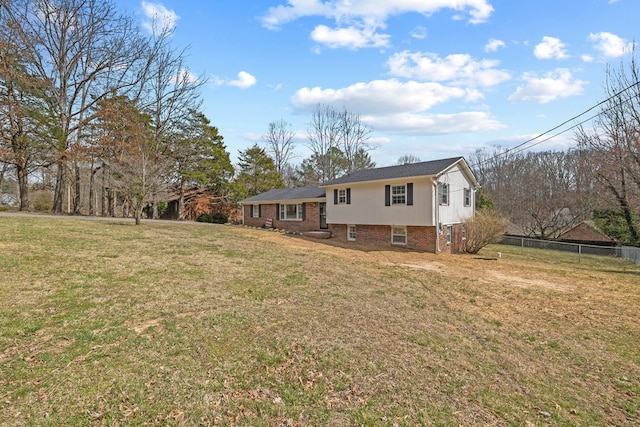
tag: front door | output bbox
[319,202,328,229]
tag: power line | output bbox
[471,79,640,168]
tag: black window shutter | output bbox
[249,204,252,216]
[334,189,338,205]
[301,203,306,220]
[385,185,391,206]
[407,183,413,206]
[258,205,261,217]
[346,188,351,204]
[276,204,280,220]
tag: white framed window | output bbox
[338,189,347,204]
[446,226,452,244]
[252,204,260,218]
[391,185,406,205]
[392,226,407,245]
[279,203,303,221]
[464,188,471,207]
[347,225,356,241]
[439,182,449,206]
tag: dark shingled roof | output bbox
[241,186,326,203]
[322,156,466,186]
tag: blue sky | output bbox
[114,0,639,167]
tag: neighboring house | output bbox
[558,221,617,246]
[240,157,479,254]
[162,187,240,222]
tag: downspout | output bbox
[241,203,245,225]
[434,180,440,253]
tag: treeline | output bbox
[0,0,377,224]
[474,48,640,246]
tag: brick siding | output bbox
[243,202,321,233]
[329,223,466,254]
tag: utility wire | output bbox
[470,79,640,168]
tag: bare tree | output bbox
[306,104,341,183]
[1,0,150,213]
[0,25,47,210]
[471,148,592,239]
[92,95,167,225]
[137,26,205,218]
[262,119,296,178]
[305,104,375,182]
[574,49,640,244]
[397,154,421,165]
[337,107,373,173]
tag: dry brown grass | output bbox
[0,215,639,426]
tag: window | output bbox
[446,226,452,244]
[439,182,449,206]
[392,226,407,245]
[279,203,303,220]
[347,225,356,241]
[464,188,471,207]
[338,189,347,204]
[252,204,260,218]
[333,188,351,204]
[391,185,406,205]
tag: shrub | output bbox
[463,209,506,254]
[196,213,212,223]
[31,191,53,212]
[211,212,228,224]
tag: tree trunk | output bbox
[16,163,29,211]
[73,162,81,214]
[178,179,185,220]
[89,165,97,216]
[53,160,66,213]
[0,163,6,206]
[109,188,116,217]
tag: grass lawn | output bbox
[1,215,639,426]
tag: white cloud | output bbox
[141,1,179,34]
[262,0,493,28]
[581,54,594,63]
[386,51,511,87]
[211,71,257,89]
[410,26,427,40]
[290,78,502,135]
[508,68,586,104]
[228,71,257,89]
[311,24,390,49]
[363,111,504,135]
[588,32,633,58]
[261,0,493,49]
[485,38,505,52]
[534,36,569,60]
[292,79,482,114]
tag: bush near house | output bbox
[463,208,506,254]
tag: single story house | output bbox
[240,156,479,254]
[558,221,617,246]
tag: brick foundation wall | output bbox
[329,223,466,254]
[243,203,321,233]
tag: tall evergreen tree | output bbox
[235,144,284,199]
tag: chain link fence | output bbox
[499,235,640,264]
